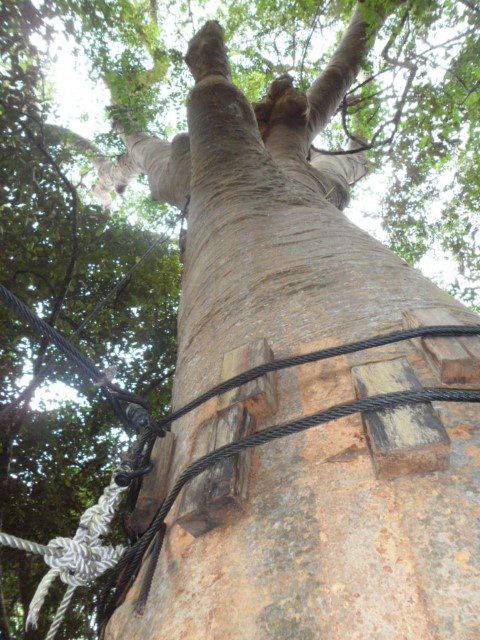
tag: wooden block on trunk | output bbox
[177,404,253,537]
[403,308,480,385]
[217,338,277,419]
[129,432,176,536]
[352,357,450,480]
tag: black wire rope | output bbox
[3,272,479,439]
[98,386,480,623]
[2,278,480,623]
[149,323,480,436]
[0,222,178,424]
[0,282,135,430]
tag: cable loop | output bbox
[2,277,480,631]
[114,463,153,487]
[98,386,480,624]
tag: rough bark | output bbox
[105,19,480,640]
[254,74,367,208]
[91,153,141,207]
[43,124,140,207]
[45,123,191,208]
[310,138,368,209]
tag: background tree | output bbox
[0,0,479,638]
[0,4,180,637]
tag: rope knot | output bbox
[25,476,127,631]
[44,536,124,587]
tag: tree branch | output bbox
[21,114,79,328]
[44,124,101,155]
[149,0,158,26]
[42,121,142,207]
[310,136,369,209]
[459,0,480,14]
[306,2,391,139]
[118,130,191,208]
[380,5,410,66]
[0,106,80,426]
[298,1,322,85]
[312,61,416,156]
[47,117,191,209]
[91,153,142,207]
[345,67,393,96]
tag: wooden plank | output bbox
[177,404,253,537]
[176,414,217,536]
[217,338,277,419]
[352,357,450,481]
[403,308,480,385]
[129,432,176,536]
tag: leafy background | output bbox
[0,0,478,637]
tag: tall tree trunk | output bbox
[105,21,480,640]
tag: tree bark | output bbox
[119,131,191,208]
[104,19,480,640]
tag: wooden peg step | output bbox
[129,432,176,536]
[177,338,278,537]
[352,357,450,481]
[177,404,253,537]
[403,308,480,385]
[217,338,277,419]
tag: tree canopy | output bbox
[0,0,479,637]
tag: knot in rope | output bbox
[79,480,126,535]
[26,476,127,632]
[44,535,125,587]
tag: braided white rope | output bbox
[0,475,127,639]
[0,531,55,557]
[45,586,76,640]
[27,476,127,630]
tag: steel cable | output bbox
[150,324,480,435]
[98,386,480,622]
[2,279,480,624]
[1,283,141,431]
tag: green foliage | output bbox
[0,3,180,637]
[372,4,480,308]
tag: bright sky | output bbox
[25,23,464,409]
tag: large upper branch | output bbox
[120,130,191,208]
[45,122,191,209]
[308,137,368,209]
[306,2,389,140]
[44,124,142,207]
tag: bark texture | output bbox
[105,14,479,640]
